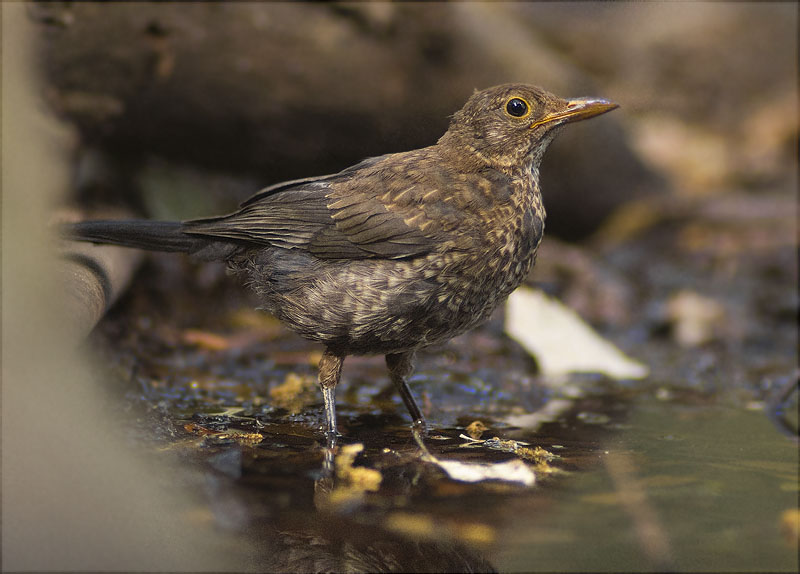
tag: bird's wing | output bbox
[182,153,439,260]
[236,156,383,207]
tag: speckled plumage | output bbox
[67,83,617,438]
[224,156,544,356]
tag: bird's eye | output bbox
[506,97,530,118]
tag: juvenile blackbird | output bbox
[66,83,617,438]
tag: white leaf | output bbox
[505,287,649,380]
[435,458,536,487]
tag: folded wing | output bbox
[183,155,437,260]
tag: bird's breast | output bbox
[422,186,545,340]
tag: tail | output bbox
[63,219,245,261]
[64,220,198,252]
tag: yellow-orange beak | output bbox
[530,98,619,129]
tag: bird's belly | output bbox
[243,245,538,355]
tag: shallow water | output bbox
[91,316,797,572]
[498,398,798,572]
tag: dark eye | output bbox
[506,97,529,117]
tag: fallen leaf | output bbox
[505,287,649,379]
[269,372,317,413]
[181,329,231,351]
[665,289,725,347]
[465,420,488,439]
[435,458,536,487]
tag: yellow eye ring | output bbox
[505,97,531,118]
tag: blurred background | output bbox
[3,2,797,572]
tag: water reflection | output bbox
[148,385,633,573]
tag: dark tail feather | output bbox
[64,220,201,253]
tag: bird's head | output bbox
[441,83,618,172]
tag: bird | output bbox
[65,83,618,440]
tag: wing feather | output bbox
[182,152,440,260]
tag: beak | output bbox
[530,98,619,129]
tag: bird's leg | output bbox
[318,348,344,447]
[386,351,427,435]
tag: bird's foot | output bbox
[325,429,340,450]
[410,420,437,463]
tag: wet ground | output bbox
[89,190,797,572]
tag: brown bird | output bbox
[66,83,617,438]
